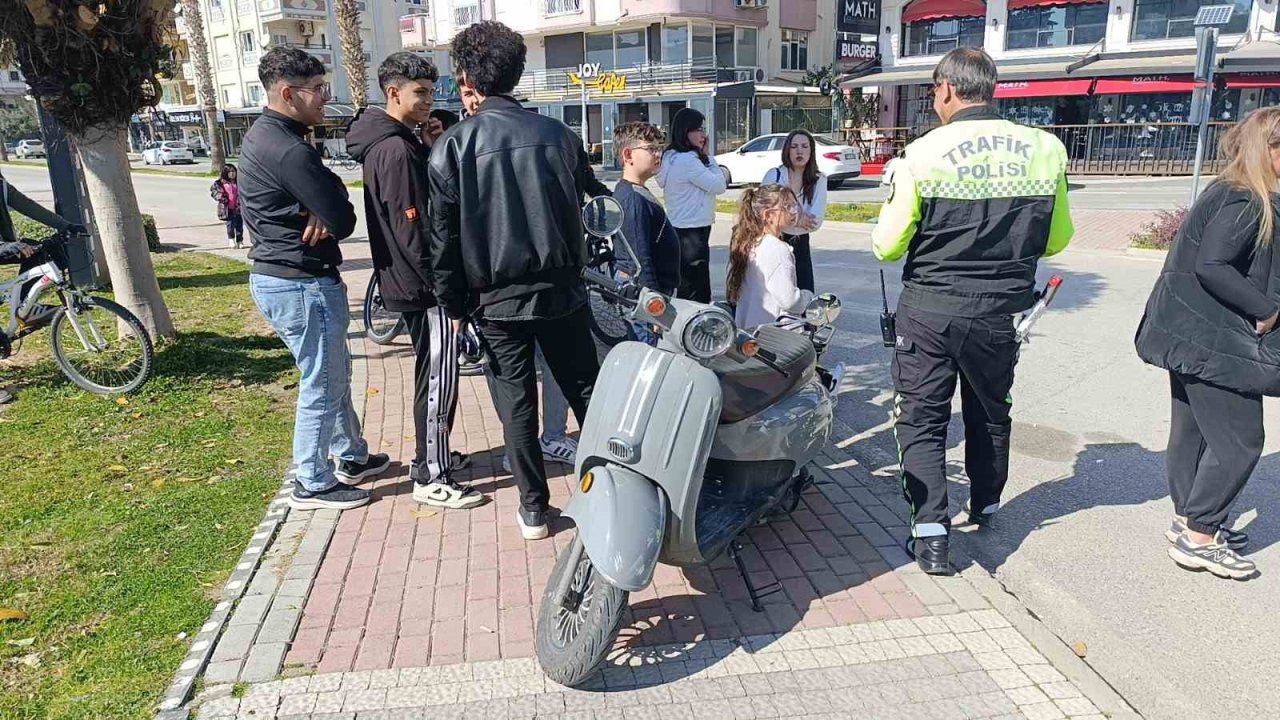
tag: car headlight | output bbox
[681,308,735,359]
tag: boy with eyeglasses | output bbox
[612,121,679,345]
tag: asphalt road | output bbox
[3,162,1274,718]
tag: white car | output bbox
[14,139,45,159]
[715,133,862,189]
[142,141,195,165]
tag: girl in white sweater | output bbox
[657,107,727,302]
[727,184,814,330]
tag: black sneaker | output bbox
[1165,516,1247,551]
[412,478,485,509]
[336,453,391,485]
[962,501,998,528]
[517,507,549,541]
[290,484,371,511]
[1168,532,1257,580]
[905,536,952,576]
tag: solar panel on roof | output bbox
[1194,5,1235,26]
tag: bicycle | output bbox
[327,152,357,171]
[361,273,485,376]
[1,231,154,395]
[584,234,631,347]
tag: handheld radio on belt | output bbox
[879,269,897,348]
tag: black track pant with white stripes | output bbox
[403,306,458,484]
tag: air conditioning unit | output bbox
[735,0,768,7]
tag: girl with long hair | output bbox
[1135,106,1280,580]
[763,129,826,292]
[657,107,728,302]
[726,184,813,329]
[209,163,244,249]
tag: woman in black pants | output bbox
[762,129,827,292]
[1136,107,1280,580]
[656,108,727,302]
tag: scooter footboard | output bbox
[564,465,667,592]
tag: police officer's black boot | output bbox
[907,536,952,576]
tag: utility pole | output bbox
[37,106,98,288]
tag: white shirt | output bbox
[762,166,827,236]
[734,234,815,330]
[656,150,727,228]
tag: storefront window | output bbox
[1007,3,1107,49]
[692,24,715,66]
[781,30,809,71]
[715,26,735,67]
[736,27,759,67]
[715,97,752,154]
[903,17,985,57]
[586,32,613,69]
[1131,0,1251,40]
[664,23,689,64]
[1264,88,1280,108]
[897,84,941,129]
[615,30,646,69]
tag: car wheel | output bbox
[721,166,733,188]
[827,178,843,190]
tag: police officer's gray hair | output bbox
[932,48,997,104]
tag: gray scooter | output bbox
[534,197,846,687]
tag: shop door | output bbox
[587,105,603,162]
[620,103,649,124]
[661,101,687,131]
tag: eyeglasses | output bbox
[635,144,663,154]
[288,84,332,101]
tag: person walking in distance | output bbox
[346,52,484,510]
[872,48,1073,574]
[657,108,727,302]
[1136,107,1280,581]
[210,164,245,249]
[239,47,389,511]
[762,130,826,292]
[429,21,601,540]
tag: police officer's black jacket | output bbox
[427,95,594,319]
[1136,182,1280,396]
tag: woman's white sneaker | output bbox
[1168,532,1257,580]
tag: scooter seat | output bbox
[709,326,816,424]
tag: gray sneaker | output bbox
[1168,532,1257,580]
[1165,516,1247,551]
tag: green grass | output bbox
[0,254,297,719]
[715,199,880,224]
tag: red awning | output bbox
[1007,0,1103,9]
[1094,76,1199,95]
[994,78,1094,98]
[1225,73,1280,89]
[902,0,986,23]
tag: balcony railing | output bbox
[282,42,334,67]
[258,0,328,21]
[236,0,254,14]
[400,13,435,47]
[543,0,581,15]
[242,50,260,66]
[513,62,755,103]
[453,2,481,28]
[210,6,226,21]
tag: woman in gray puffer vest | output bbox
[1135,107,1280,581]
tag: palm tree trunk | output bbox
[72,124,175,339]
[335,0,368,108]
[180,0,225,170]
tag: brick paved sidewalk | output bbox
[174,247,1130,719]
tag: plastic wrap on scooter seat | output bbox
[709,326,815,424]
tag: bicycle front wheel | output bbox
[363,274,405,345]
[50,296,154,395]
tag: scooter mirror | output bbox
[583,196,625,238]
[804,293,842,326]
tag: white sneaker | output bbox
[540,436,578,465]
[517,508,549,541]
[412,479,485,509]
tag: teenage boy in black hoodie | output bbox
[347,52,484,510]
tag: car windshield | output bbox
[163,142,186,149]
[25,141,43,146]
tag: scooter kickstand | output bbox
[729,539,782,613]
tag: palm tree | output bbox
[179,0,225,171]
[335,0,367,107]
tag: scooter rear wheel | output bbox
[535,536,629,687]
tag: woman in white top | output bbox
[761,129,827,292]
[657,107,728,302]
[727,184,814,330]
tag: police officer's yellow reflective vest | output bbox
[872,105,1074,317]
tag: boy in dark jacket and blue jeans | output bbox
[346,52,483,510]
[612,121,679,344]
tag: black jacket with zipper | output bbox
[346,107,437,312]
[427,95,595,319]
[1136,182,1280,396]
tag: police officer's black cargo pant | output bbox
[891,304,1019,538]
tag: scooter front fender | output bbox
[564,465,667,592]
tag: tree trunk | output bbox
[72,124,175,340]
[0,142,7,163]
[335,0,368,108]
[181,0,225,170]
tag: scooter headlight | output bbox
[681,308,735,359]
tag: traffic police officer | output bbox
[872,48,1074,575]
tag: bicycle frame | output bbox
[2,247,110,353]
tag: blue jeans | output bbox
[249,274,369,492]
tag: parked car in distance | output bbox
[15,139,46,159]
[186,136,209,157]
[142,141,195,165]
[714,133,862,189]
[3,142,17,157]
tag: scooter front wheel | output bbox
[535,536,629,687]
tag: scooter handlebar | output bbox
[580,267,638,307]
